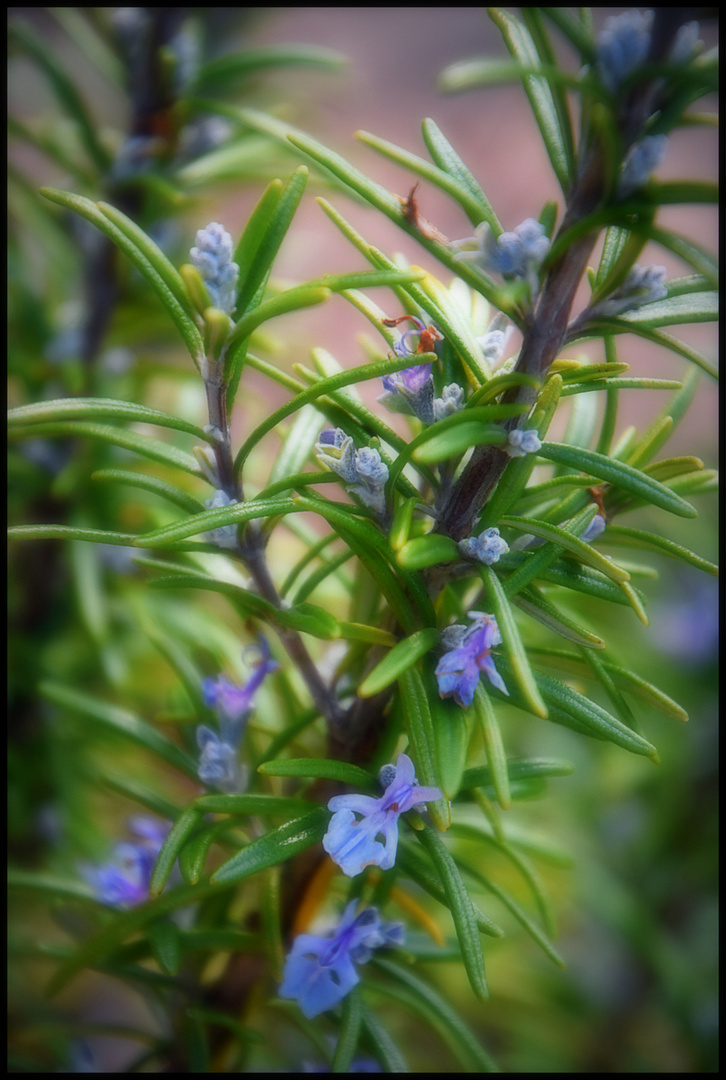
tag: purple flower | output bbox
[279,901,404,1018]
[199,638,277,790]
[202,637,278,728]
[80,817,169,907]
[435,612,509,708]
[323,753,442,877]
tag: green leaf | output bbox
[512,585,606,649]
[525,647,688,723]
[7,869,97,904]
[8,524,140,546]
[9,419,201,477]
[196,44,346,92]
[91,469,206,515]
[537,441,699,517]
[479,565,548,718]
[150,806,205,899]
[397,843,503,938]
[360,1004,409,1073]
[489,8,574,193]
[358,629,440,698]
[134,497,298,547]
[148,919,182,976]
[233,351,430,473]
[416,825,488,1001]
[396,534,460,571]
[194,793,316,816]
[333,986,364,1074]
[39,681,199,779]
[39,188,203,361]
[8,396,211,441]
[356,127,492,228]
[372,957,499,1072]
[210,808,329,885]
[616,290,718,328]
[500,513,632,585]
[10,20,111,174]
[471,682,511,809]
[421,117,501,231]
[600,525,717,576]
[493,657,658,758]
[460,756,575,793]
[46,878,237,995]
[257,758,375,787]
[398,667,450,830]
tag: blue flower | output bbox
[189,222,239,315]
[279,901,404,1018]
[587,264,667,319]
[435,612,509,708]
[202,637,278,731]
[199,637,278,790]
[196,725,245,792]
[80,817,169,907]
[323,753,442,877]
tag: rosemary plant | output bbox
[8,8,717,1073]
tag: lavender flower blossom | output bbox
[588,264,668,319]
[323,753,442,877]
[279,901,404,1018]
[435,612,508,707]
[80,816,169,907]
[618,134,668,197]
[315,428,389,517]
[199,638,278,790]
[378,363,435,425]
[506,428,542,458]
[189,222,239,315]
[458,526,509,566]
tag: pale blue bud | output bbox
[190,222,239,314]
[506,428,542,458]
[619,134,668,197]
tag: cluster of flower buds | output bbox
[588,263,668,319]
[315,427,389,518]
[618,133,669,197]
[596,10,700,93]
[435,612,509,708]
[204,488,239,549]
[189,222,239,315]
[279,900,405,1018]
[451,218,550,304]
[458,526,509,566]
[197,638,278,792]
[80,817,169,907]
[505,427,542,458]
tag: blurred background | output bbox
[9,8,718,1072]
